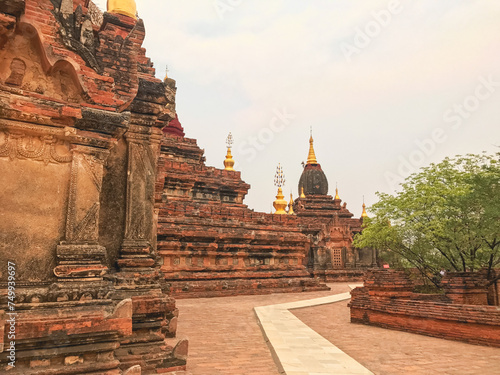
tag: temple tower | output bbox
[298,134,329,196]
[293,132,376,280]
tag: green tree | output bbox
[354,152,500,286]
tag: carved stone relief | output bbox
[5,57,26,86]
[55,145,110,279]
[0,32,82,102]
[123,139,155,244]
[0,130,72,283]
[0,131,72,164]
[51,0,102,72]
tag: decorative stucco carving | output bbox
[0,131,72,164]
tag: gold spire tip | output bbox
[306,130,318,165]
[288,193,294,215]
[107,0,137,19]
[361,198,368,218]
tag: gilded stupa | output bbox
[273,163,288,214]
[224,132,236,171]
[107,0,137,19]
[361,198,368,218]
[298,131,329,196]
[291,131,377,277]
[288,193,294,215]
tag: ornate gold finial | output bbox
[274,163,285,188]
[288,193,294,215]
[300,187,306,198]
[273,163,287,214]
[335,183,340,200]
[164,65,169,80]
[361,196,368,218]
[107,0,137,19]
[306,128,318,165]
[224,132,235,171]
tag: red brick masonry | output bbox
[349,270,500,347]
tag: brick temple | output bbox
[293,134,377,280]
[0,0,376,373]
[157,121,329,298]
[0,0,186,373]
[156,120,377,297]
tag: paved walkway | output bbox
[175,284,351,375]
[175,283,500,375]
[293,296,500,375]
[254,286,371,375]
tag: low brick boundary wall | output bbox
[313,269,366,282]
[349,270,500,347]
[168,277,330,299]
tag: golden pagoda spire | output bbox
[224,132,235,171]
[335,183,340,200]
[361,196,368,218]
[306,128,318,165]
[288,193,294,215]
[300,187,306,198]
[107,0,137,19]
[273,163,287,214]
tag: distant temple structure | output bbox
[156,120,328,298]
[293,134,377,280]
[156,124,377,296]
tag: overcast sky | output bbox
[96,0,500,216]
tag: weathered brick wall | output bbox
[156,134,329,297]
[350,288,500,347]
[441,272,489,305]
[294,195,375,277]
[312,269,366,282]
[349,270,500,347]
[363,269,414,298]
[155,129,375,295]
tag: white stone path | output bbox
[254,285,373,375]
